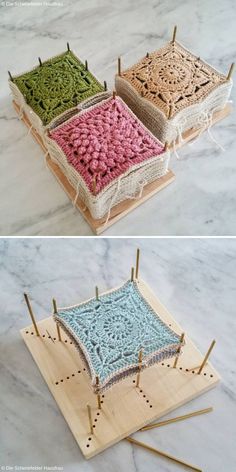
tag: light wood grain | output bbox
[20,278,220,459]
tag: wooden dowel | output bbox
[113,90,116,99]
[126,437,202,472]
[92,176,96,194]
[135,248,140,279]
[104,80,107,91]
[168,105,173,119]
[198,340,216,375]
[67,42,70,52]
[173,332,185,368]
[85,60,88,70]
[8,71,13,81]
[38,57,42,66]
[164,142,168,152]
[136,349,143,388]
[95,286,99,300]
[87,404,93,435]
[52,298,61,342]
[46,329,55,343]
[131,267,134,282]
[172,25,177,43]
[146,52,149,58]
[140,407,213,432]
[118,56,121,76]
[96,376,101,409]
[227,62,235,81]
[23,293,40,336]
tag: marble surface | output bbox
[0,237,236,471]
[0,0,236,236]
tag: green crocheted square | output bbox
[13,51,105,125]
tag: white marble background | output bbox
[0,237,236,471]
[0,0,236,236]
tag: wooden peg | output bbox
[131,267,134,282]
[8,71,13,81]
[164,142,168,152]
[146,52,149,58]
[168,105,173,120]
[227,62,235,81]
[46,329,55,344]
[95,286,99,300]
[136,349,143,388]
[85,60,88,70]
[67,42,70,52]
[198,340,216,375]
[140,407,213,432]
[53,298,61,342]
[92,176,96,194]
[87,404,93,435]
[172,25,177,43]
[104,80,107,91]
[112,90,116,99]
[38,57,42,66]
[126,437,202,472]
[24,293,40,336]
[96,376,101,409]
[173,332,185,368]
[118,56,121,76]
[135,248,140,279]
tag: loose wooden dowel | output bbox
[38,57,42,66]
[104,80,107,91]
[136,349,143,388]
[87,404,93,435]
[198,340,216,375]
[24,293,40,336]
[118,56,121,76]
[135,248,140,279]
[131,267,134,282]
[172,25,177,43]
[227,62,235,81]
[85,60,88,70]
[126,437,202,472]
[52,298,61,342]
[95,286,99,300]
[67,42,70,51]
[96,376,101,409]
[173,332,185,368]
[140,407,213,431]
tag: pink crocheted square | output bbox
[49,96,165,194]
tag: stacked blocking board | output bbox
[9,28,234,233]
[21,249,219,466]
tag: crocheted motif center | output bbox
[13,51,104,125]
[121,42,226,118]
[50,97,164,194]
[55,281,180,384]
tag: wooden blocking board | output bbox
[20,279,220,459]
[12,101,175,235]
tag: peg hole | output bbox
[78,370,81,374]
[210,374,213,378]
[149,405,153,408]
[42,334,45,337]
[97,412,100,416]
[60,379,63,382]
[55,382,59,385]
[26,331,29,334]
[179,367,182,370]
[72,374,75,377]
[67,376,70,380]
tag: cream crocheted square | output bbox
[115,41,232,143]
[54,280,183,392]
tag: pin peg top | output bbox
[67,42,70,52]
[172,25,177,43]
[38,57,42,66]
[104,80,107,91]
[227,62,235,81]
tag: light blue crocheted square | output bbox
[55,281,181,390]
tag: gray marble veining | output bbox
[0,0,236,236]
[0,238,236,470]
